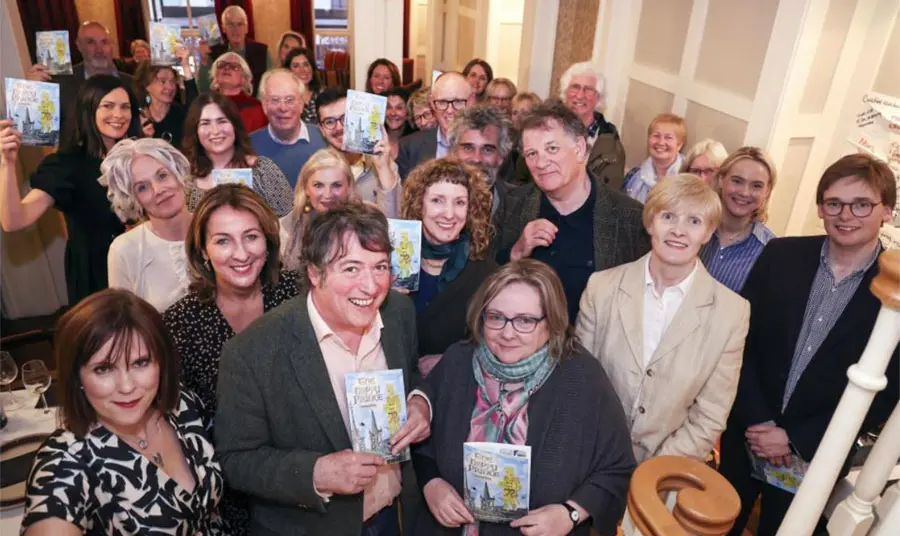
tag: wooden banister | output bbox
[628,455,741,536]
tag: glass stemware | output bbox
[21,360,53,420]
[0,351,22,410]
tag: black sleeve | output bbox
[183,79,199,109]
[29,152,78,211]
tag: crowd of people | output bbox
[1,9,898,536]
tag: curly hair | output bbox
[401,158,493,260]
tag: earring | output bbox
[204,259,212,271]
[145,95,151,105]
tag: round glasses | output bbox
[432,99,468,111]
[821,199,882,218]
[321,114,345,131]
[483,312,546,334]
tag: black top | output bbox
[146,79,198,149]
[30,150,125,305]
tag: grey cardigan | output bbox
[215,291,424,535]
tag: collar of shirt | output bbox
[644,256,698,300]
[586,110,603,139]
[437,127,450,149]
[84,65,119,79]
[306,293,384,354]
[268,121,310,146]
[349,155,373,180]
[819,239,881,282]
[712,220,773,248]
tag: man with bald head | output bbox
[397,71,474,179]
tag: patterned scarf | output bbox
[625,154,684,204]
[422,232,470,293]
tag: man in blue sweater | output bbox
[251,69,326,188]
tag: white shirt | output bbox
[107,223,190,311]
[267,121,310,145]
[641,257,698,367]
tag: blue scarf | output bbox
[422,232,470,293]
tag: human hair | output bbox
[815,153,897,209]
[130,39,150,55]
[407,87,431,118]
[642,173,722,231]
[298,202,393,288]
[63,75,141,158]
[292,147,357,216]
[56,289,181,438]
[383,86,411,103]
[186,184,282,303]
[680,139,729,173]
[182,92,256,177]
[365,59,401,93]
[99,138,191,222]
[283,47,321,93]
[466,259,578,362]
[132,62,178,105]
[462,59,494,90]
[648,113,687,146]
[448,105,513,159]
[211,52,253,95]
[559,62,607,111]
[277,31,306,53]
[518,100,587,149]
[315,86,348,114]
[258,68,306,102]
[512,92,541,108]
[714,146,778,223]
[486,78,517,97]
[401,158,493,259]
[221,5,248,23]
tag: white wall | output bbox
[522,0,559,98]
[350,0,404,90]
[485,0,525,84]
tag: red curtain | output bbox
[113,0,147,58]
[289,0,315,56]
[16,0,81,65]
[215,0,255,41]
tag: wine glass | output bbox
[0,351,23,411]
[21,360,52,420]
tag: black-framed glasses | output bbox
[483,311,546,333]
[432,99,468,111]
[821,199,882,218]
[321,114,345,130]
[414,110,434,123]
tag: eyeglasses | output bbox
[432,99,468,111]
[321,114,345,130]
[488,95,512,104]
[688,167,718,177]
[566,83,597,97]
[821,199,882,218]
[266,96,299,107]
[482,311,546,334]
[218,62,241,72]
[224,21,246,29]
[414,110,433,123]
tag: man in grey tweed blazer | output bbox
[216,204,431,535]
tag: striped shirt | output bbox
[782,240,881,409]
[699,221,775,292]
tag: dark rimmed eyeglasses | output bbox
[432,99,468,111]
[821,199,882,218]
[482,311,546,333]
[321,114,345,130]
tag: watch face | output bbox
[571,509,579,522]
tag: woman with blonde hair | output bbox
[275,30,306,65]
[408,87,436,131]
[623,113,687,203]
[698,146,777,292]
[680,138,729,184]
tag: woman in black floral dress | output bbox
[163,184,301,535]
[21,289,223,535]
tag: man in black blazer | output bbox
[397,72,474,180]
[216,204,432,535]
[720,153,900,536]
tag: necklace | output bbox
[132,414,165,468]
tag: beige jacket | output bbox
[575,254,750,462]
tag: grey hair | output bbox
[258,68,307,102]
[448,105,514,159]
[407,87,431,117]
[98,138,191,222]
[680,139,729,172]
[486,78,517,96]
[221,5,248,23]
[518,100,587,150]
[130,39,150,54]
[211,52,253,95]
[559,61,607,111]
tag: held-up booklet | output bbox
[342,89,387,154]
[150,22,182,66]
[745,442,809,494]
[36,31,73,75]
[197,14,223,45]
[464,442,531,523]
[4,78,60,147]
[345,369,409,463]
[387,219,421,292]
[211,168,253,188]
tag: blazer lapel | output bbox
[646,265,713,368]
[618,260,646,370]
[424,128,439,160]
[592,179,616,270]
[379,306,408,383]
[525,367,561,465]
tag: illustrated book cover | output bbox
[150,23,182,66]
[342,89,387,154]
[211,168,253,188]
[36,31,73,75]
[5,78,60,147]
[345,369,409,464]
[745,442,809,494]
[463,442,531,523]
[387,219,421,292]
[197,14,223,46]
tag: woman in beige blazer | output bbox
[575,173,750,463]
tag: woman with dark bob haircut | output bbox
[412,259,636,535]
[20,289,225,534]
[284,47,322,125]
[132,46,197,148]
[366,58,402,95]
[0,75,141,305]
[462,58,494,101]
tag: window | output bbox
[147,0,216,29]
[315,0,348,30]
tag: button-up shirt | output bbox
[642,257,698,367]
[268,121,310,146]
[435,128,450,159]
[699,221,775,292]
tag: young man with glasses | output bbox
[719,153,900,536]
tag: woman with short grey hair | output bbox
[99,137,193,311]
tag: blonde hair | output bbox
[486,78,517,97]
[211,52,253,95]
[642,173,722,231]
[512,92,541,108]
[680,139,729,172]
[714,146,777,223]
[648,113,687,146]
[277,31,306,51]
[408,87,431,117]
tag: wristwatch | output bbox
[562,502,580,527]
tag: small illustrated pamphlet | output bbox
[387,219,421,291]
[35,31,72,75]
[5,78,60,147]
[746,442,809,494]
[197,14,223,45]
[342,89,387,154]
[464,442,531,523]
[345,369,409,463]
[150,22,182,66]
[211,168,253,188]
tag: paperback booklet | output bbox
[211,168,253,188]
[5,78,60,147]
[343,89,387,154]
[387,219,421,291]
[464,442,531,523]
[345,369,409,463]
[745,442,809,494]
[150,22,182,66]
[35,31,72,75]
[197,14,223,46]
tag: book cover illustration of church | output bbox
[345,369,410,464]
[36,31,73,76]
[387,219,421,291]
[342,89,387,154]
[5,78,60,147]
[464,442,531,523]
[150,22,181,66]
[197,14,222,46]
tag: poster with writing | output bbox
[848,91,900,226]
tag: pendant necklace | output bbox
[134,415,165,468]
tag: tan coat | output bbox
[575,254,750,462]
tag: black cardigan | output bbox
[412,341,636,535]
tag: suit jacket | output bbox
[56,64,135,147]
[397,127,438,180]
[575,255,750,462]
[495,173,651,271]
[412,342,636,536]
[726,236,899,462]
[215,291,424,535]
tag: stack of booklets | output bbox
[211,169,253,188]
[4,78,60,147]
[345,369,409,463]
[387,219,421,292]
[35,31,72,75]
[343,90,387,154]
[464,442,531,522]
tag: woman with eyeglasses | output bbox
[462,58,493,101]
[209,52,267,133]
[680,138,728,185]
[412,259,635,535]
[409,87,437,131]
[0,75,140,305]
[485,78,517,116]
[284,48,321,126]
[134,46,197,148]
